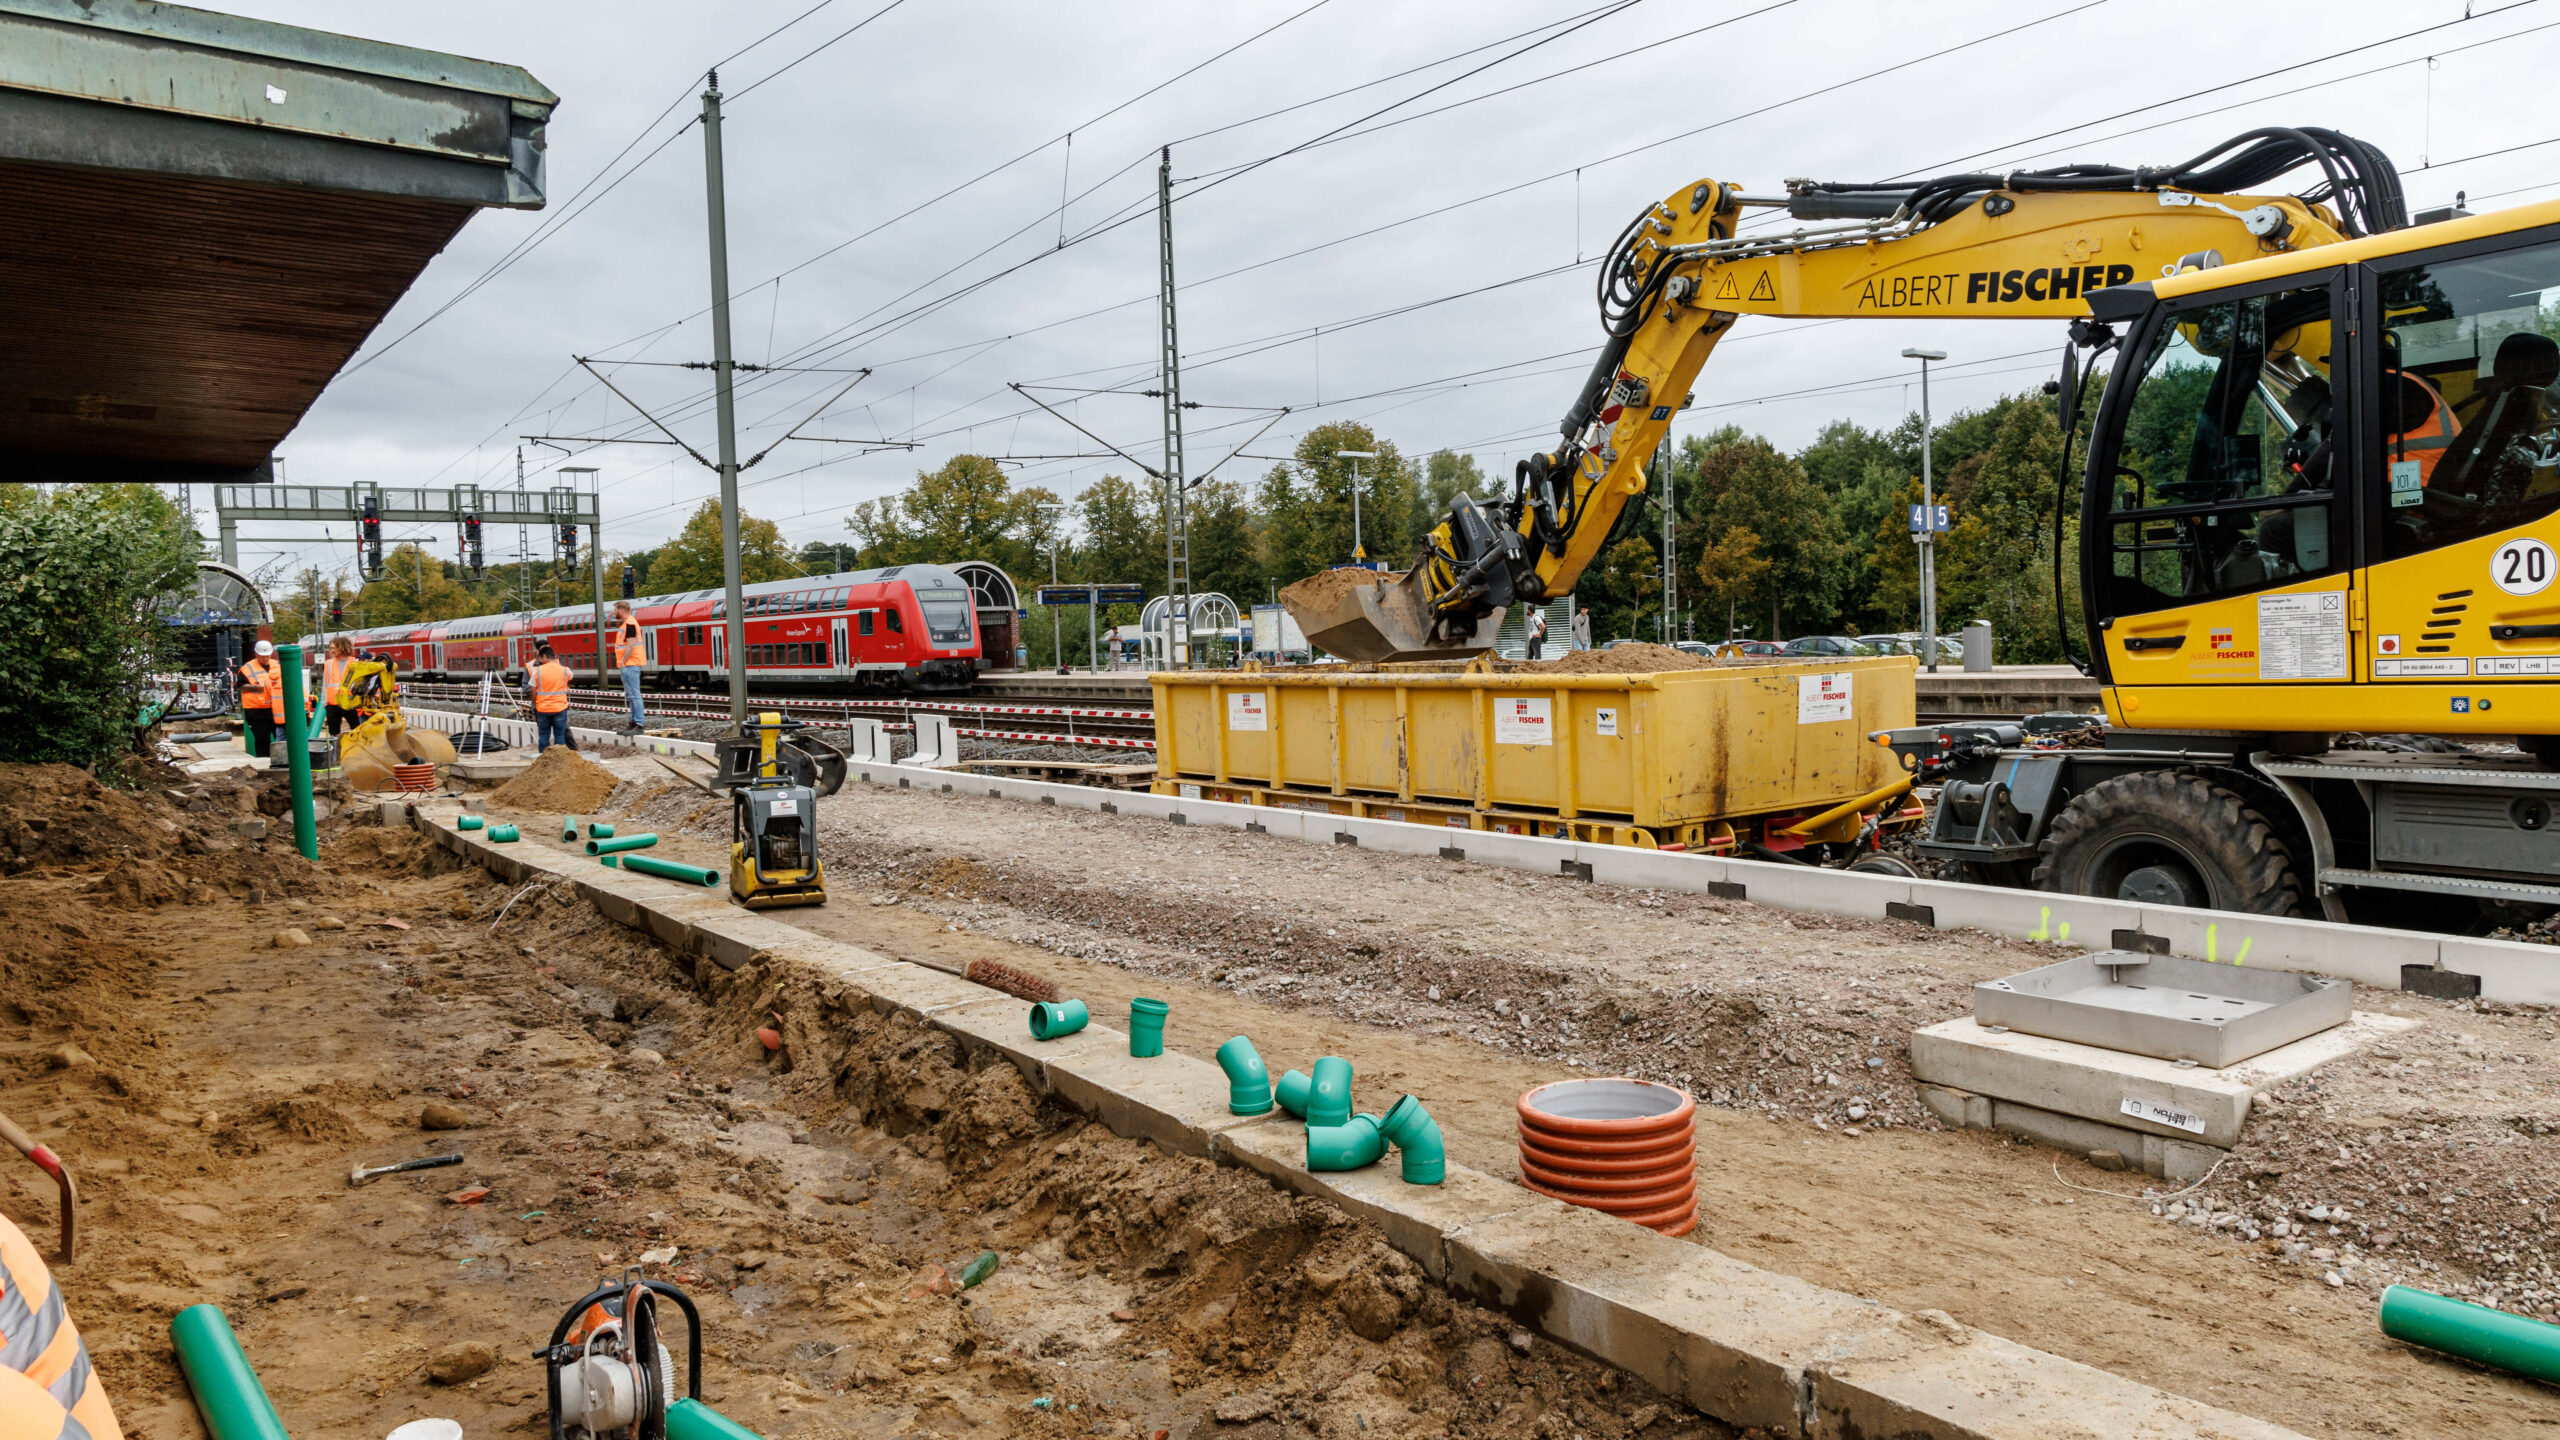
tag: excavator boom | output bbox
[1290,127,2398,660]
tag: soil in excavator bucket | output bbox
[1278,567,1500,663]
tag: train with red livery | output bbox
[299,563,1020,695]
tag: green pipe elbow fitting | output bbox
[588,822,616,839]
[487,823,520,843]
[1029,999,1089,1040]
[588,832,661,855]
[2380,1284,2560,1384]
[1275,1069,1311,1118]
[1380,1093,1447,1185]
[1307,1112,1385,1172]
[1216,1035,1274,1115]
[1307,1056,1353,1128]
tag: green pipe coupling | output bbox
[1307,1056,1353,1128]
[1128,997,1169,1057]
[1275,1069,1311,1118]
[456,815,485,830]
[1029,999,1089,1040]
[588,822,616,839]
[1307,1112,1385,1172]
[1379,1093,1447,1185]
[487,823,521,843]
[2380,1284,2560,1385]
[1216,1035,1274,1115]
[588,832,661,855]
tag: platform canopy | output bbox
[0,0,555,482]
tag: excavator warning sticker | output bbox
[1493,697,1553,746]
[2256,592,2348,680]
[1227,691,1267,731]
[1797,673,1853,723]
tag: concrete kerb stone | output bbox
[2421,935,2560,1006]
[407,806,2316,1440]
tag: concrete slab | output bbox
[1810,1323,2308,1440]
[1911,1012,2416,1149]
[1209,1118,1539,1282]
[1038,1046,1259,1160]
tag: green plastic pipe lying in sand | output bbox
[2380,1284,2560,1384]
[560,816,580,842]
[587,822,616,839]
[588,832,660,855]
[667,1398,766,1440]
[171,1303,291,1440]
[619,853,720,887]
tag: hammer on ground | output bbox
[348,1152,465,1188]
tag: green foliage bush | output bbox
[0,485,201,771]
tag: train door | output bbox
[832,617,848,677]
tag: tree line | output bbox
[296,384,2083,668]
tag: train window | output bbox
[858,611,875,637]
[916,587,974,644]
[886,608,904,634]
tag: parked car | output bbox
[1867,632,1967,663]
[1694,638,1779,657]
[1776,635,1879,658]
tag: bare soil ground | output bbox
[588,772,2560,1439]
[2,762,1718,1440]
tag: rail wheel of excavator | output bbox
[2033,770,2302,915]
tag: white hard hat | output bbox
[254,640,275,656]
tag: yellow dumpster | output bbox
[1150,654,1918,851]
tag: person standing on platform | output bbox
[1571,604,1592,652]
[321,636,356,736]
[530,643,572,753]
[612,601,646,732]
[1525,608,1547,661]
[238,640,282,761]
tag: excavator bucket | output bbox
[1280,567,1502,663]
[339,713,455,791]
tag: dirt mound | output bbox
[323,825,439,878]
[0,764,179,873]
[1501,642,1725,675]
[1279,567,1403,614]
[98,858,197,908]
[488,746,620,814]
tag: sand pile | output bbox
[488,745,620,813]
[1500,642,1731,675]
[1278,567,1404,615]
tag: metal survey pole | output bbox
[1903,347,1947,674]
[703,74,748,723]
[1336,449,1378,564]
[1156,146,1190,670]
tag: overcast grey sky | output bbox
[216,0,2559,584]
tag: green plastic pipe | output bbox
[1216,1035,1274,1115]
[1029,999,1089,1040]
[667,1398,766,1440]
[588,822,616,839]
[275,644,316,861]
[1307,1056,1353,1128]
[589,832,661,855]
[1307,1113,1385,1172]
[621,854,721,887]
[1128,997,1168,1057]
[1379,1094,1446,1185]
[457,815,485,831]
[487,823,521,843]
[560,817,580,842]
[171,1303,290,1440]
[2379,1284,2560,1384]
[599,855,621,868]
[1275,1069,1311,1118]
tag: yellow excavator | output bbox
[1294,128,2560,925]
[333,655,458,791]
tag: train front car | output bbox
[896,565,981,693]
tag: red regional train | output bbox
[300,564,997,694]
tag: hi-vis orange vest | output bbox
[531,660,571,714]
[0,1211,122,1440]
[321,654,350,709]
[236,658,282,720]
[613,620,644,669]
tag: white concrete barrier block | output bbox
[2130,904,2426,988]
[2417,936,2560,1006]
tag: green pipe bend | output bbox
[1380,1094,1446,1185]
[1307,1113,1385,1172]
[1216,1035,1274,1115]
[1275,1069,1311,1118]
[1307,1056,1353,1128]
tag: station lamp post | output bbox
[1335,449,1379,565]
[1900,349,1946,674]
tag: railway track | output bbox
[399,680,1156,751]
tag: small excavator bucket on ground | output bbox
[340,715,455,791]
[1280,567,1500,663]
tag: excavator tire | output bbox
[2033,770,2302,915]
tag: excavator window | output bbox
[2096,281,2341,618]
[2373,238,2560,560]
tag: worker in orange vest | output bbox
[237,640,283,762]
[0,1210,123,1439]
[320,637,356,737]
[529,642,573,753]
[612,601,646,732]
